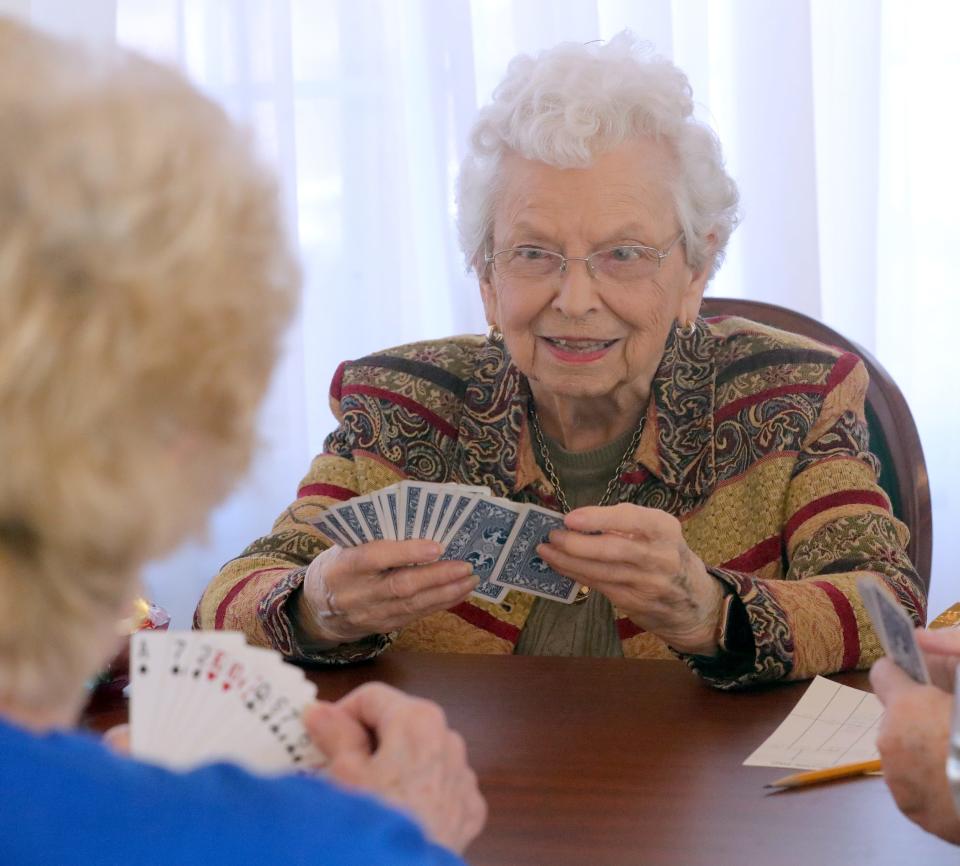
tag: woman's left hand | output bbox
[536,503,725,655]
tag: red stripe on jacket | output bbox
[341,384,458,440]
[449,602,520,643]
[721,535,782,573]
[329,360,348,401]
[619,467,650,485]
[297,482,357,501]
[215,567,289,629]
[784,490,890,544]
[824,352,861,393]
[617,618,644,640]
[812,580,861,669]
[715,384,826,424]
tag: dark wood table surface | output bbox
[84,652,958,866]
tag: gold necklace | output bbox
[527,406,645,603]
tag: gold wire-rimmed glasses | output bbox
[484,232,684,286]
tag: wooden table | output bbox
[84,653,958,865]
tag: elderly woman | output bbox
[199,33,924,688]
[0,19,482,864]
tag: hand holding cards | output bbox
[312,481,581,604]
[130,631,325,773]
[858,576,930,684]
[130,633,488,853]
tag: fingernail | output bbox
[422,541,443,557]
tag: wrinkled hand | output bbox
[298,541,478,644]
[536,503,725,655]
[870,652,960,845]
[304,683,487,855]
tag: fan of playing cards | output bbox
[313,481,582,604]
[130,631,325,774]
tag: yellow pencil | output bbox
[765,758,882,789]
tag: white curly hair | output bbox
[457,32,740,279]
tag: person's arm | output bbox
[89,754,472,866]
[194,418,394,662]
[685,356,925,688]
[98,684,486,861]
[305,683,487,854]
[196,362,476,663]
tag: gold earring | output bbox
[675,320,696,339]
[486,324,503,344]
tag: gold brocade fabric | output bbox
[514,427,634,657]
[930,603,960,629]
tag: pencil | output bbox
[764,759,882,789]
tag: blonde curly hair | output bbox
[0,20,299,713]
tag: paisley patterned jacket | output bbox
[196,316,925,689]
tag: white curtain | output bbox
[8,0,958,623]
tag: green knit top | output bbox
[514,425,636,657]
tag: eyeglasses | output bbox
[484,232,684,286]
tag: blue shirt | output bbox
[0,717,465,866]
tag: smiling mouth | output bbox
[542,337,618,352]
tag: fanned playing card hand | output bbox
[130,631,325,774]
[312,481,582,604]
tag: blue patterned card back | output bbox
[441,498,521,602]
[494,506,579,603]
[332,503,368,544]
[353,500,383,541]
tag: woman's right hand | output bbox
[297,540,478,644]
[305,683,487,854]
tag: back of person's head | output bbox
[0,18,299,713]
[457,30,740,279]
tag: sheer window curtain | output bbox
[8,0,957,623]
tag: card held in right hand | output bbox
[440,497,521,603]
[493,505,580,603]
[857,576,929,684]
